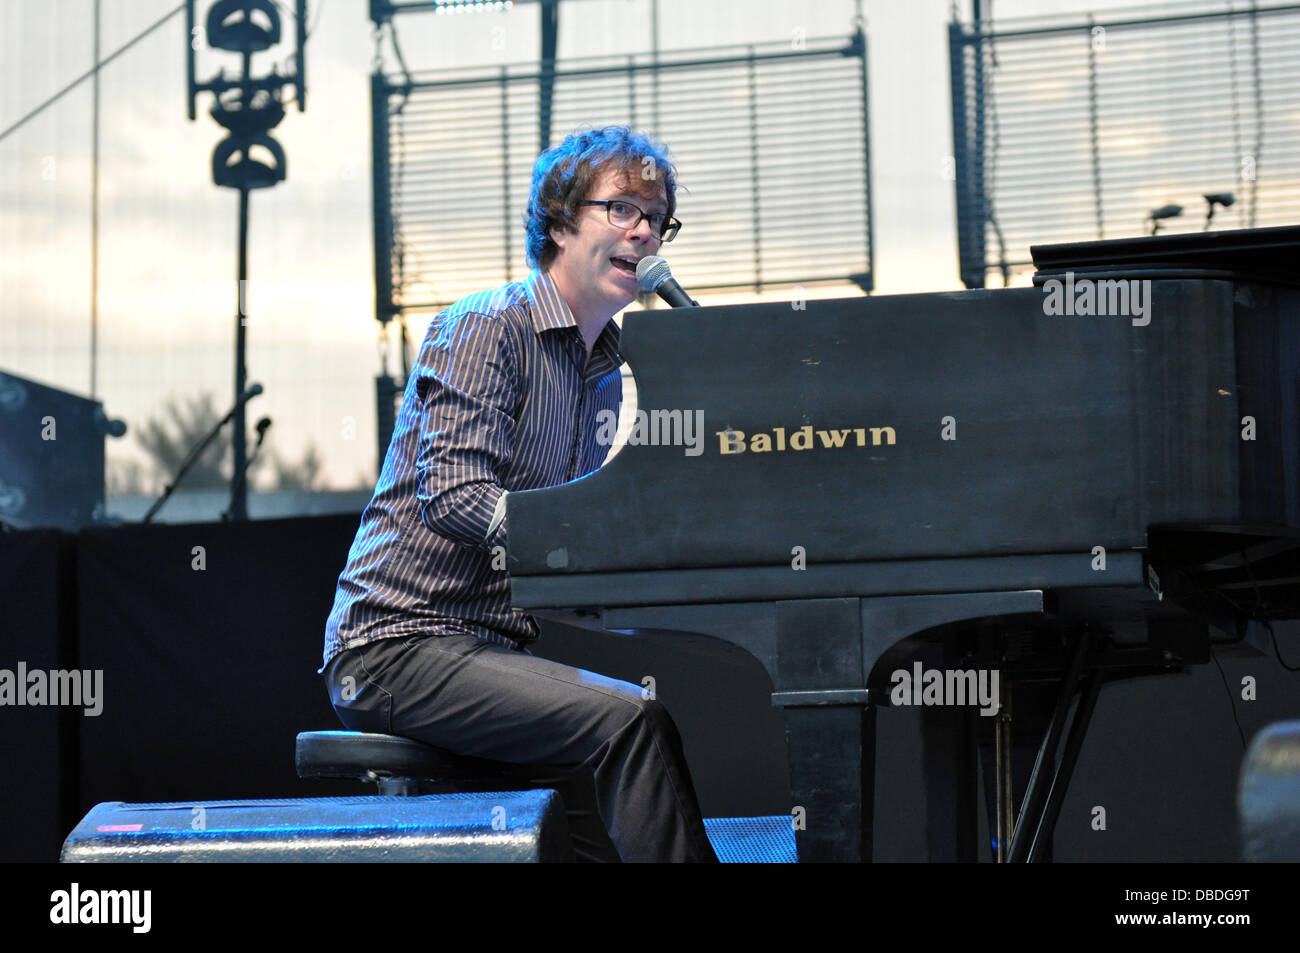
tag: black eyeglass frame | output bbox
[578,199,681,242]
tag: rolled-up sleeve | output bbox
[413,310,520,550]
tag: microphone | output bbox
[636,256,698,308]
[1203,192,1235,230]
[1147,203,1184,236]
[221,417,273,523]
[240,383,264,403]
[93,407,128,438]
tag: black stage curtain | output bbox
[0,528,77,862]
[75,515,370,825]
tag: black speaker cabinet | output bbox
[0,371,110,530]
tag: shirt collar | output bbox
[524,267,623,366]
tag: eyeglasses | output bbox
[579,199,681,242]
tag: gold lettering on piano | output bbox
[716,424,897,455]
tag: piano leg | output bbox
[919,704,980,861]
[781,704,875,862]
[1023,668,1103,861]
[979,678,1059,862]
[773,598,873,862]
[1006,631,1099,863]
[995,704,1013,862]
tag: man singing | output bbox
[321,125,718,862]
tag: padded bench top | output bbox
[296,731,536,783]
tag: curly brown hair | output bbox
[525,125,678,269]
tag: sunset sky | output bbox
[2,0,1279,499]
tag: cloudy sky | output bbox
[1,0,1271,498]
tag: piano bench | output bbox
[295,731,798,862]
[295,730,540,796]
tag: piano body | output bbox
[506,226,1300,862]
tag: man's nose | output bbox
[629,215,658,242]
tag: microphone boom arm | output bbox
[141,385,263,523]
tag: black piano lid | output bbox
[1031,224,1300,287]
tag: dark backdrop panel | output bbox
[530,622,791,818]
[1057,635,1300,862]
[870,630,1300,861]
[0,529,76,862]
[75,515,369,818]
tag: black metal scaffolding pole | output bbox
[230,182,250,520]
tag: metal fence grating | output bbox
[374,30,873,316]
[950,1,1300,287]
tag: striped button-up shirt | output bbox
[321,268,624,671]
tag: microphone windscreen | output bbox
[636,256,672,293]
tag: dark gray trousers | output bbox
[324,633,718,863]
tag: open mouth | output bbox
[610,256,638,277]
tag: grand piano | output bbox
[506,226,1300,862]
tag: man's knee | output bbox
[605,692,683,747]
[569,681,657,737]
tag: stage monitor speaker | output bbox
[61,790,573,863]
[0,371,112,530]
